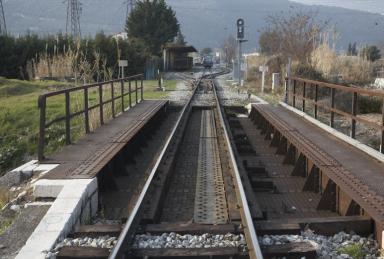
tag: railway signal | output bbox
[237,18,244,40]
[236,18,247,85]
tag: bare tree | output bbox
[261,11,325,64]
[221,35,237,66]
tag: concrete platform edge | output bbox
[16,178,98,259]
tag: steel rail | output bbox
[212,78,264,259]
[109,72,210,259]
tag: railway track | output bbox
[54,70,263,259]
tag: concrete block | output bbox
[80,200,91,224]
[33,164,59,174]
[58,185,87,199]
[33,180,65,198]
[17,178,99,259]
[24,230,63,251]
[49,198,82,216]
[0,170,22,187]
[90,192,99,216]
[0,160,40,187]
[35,212,72,232]
[15,249,46,259]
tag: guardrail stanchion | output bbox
[302,82,306,112]
[129,80,132,108]
[351,92,358,139]
[381,98,384,153]
[135,79,138,105]
[111,81,115,118]
[293,79,296,108]
[141,76,144,101]
[65,92,71,145]
[284,77,289,104]
[84,88,90,133]
[330,88,336,128]
[121,79,125,112]
[99,84,104,125]
[38,96,47,161]
[314,84,318,119]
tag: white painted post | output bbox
[285,57,292,103]
[272,73,280,92]
[259,65,269,93]
[261,71,265,93]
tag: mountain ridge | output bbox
[3,0,384,51]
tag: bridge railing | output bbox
[38,74,144,161]
[285,76,384,153]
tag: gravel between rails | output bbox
[132,232,247,250]
[46,236,118,258]
[260,230,380,259]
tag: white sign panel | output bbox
[119,60,128,67]
[259,65,269,73]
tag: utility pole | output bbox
[66,0,82,39]
[0,0,6,35]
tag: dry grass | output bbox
[0,187,10,209]
[311,44,374,85]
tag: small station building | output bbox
[163,44,197,71]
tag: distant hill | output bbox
[3,0,384,51]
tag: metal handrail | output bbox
[286,76,384,153]
[38,74,144,161]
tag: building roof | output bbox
[164,44,197,53]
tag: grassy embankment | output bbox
[0,77,177,176]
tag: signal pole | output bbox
[66,0,82,39]
[0,0,6,35]
[236,19,247,86]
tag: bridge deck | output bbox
[42,100,168,179]
[251,104,384,224]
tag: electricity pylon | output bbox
[0,0,6,35]
[125,0,136,22]
[66,0,82,39]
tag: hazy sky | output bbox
[291,0,384,15]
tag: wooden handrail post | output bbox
[38,96,47,161]
[381,98,384,153]
[99,84,104,125]
[330,88,336,128]
[135,79,138,105]
[351,92,358,139]
[84,88,90,134]
[141,76,144,101]
[129,80,132,108]
[284,77,289,104]
[293,80,296,108]
[111,82,115,118]
[65,92,71,145]
[121,79,124,112]
[302,82,306,112]
[314,84,318,119]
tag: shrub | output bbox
[338,243,367,258]
[358,96,382,114]
[292,63,324,81]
